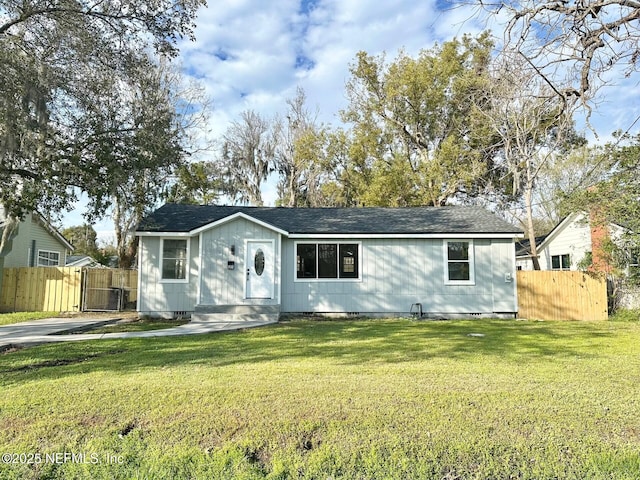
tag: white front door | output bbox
[246,240,274,299]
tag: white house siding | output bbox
[539,213,592,270]
[516,257,533,271]
[280,238,517,316]
[199,218,281,306]
[137,236,200,317]
[3,213,67,268]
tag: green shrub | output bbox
[610,309,640,322]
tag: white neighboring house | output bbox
[65,255,103,268]
[516,212,627,271]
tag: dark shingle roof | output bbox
[515,235,548,256]
[137,204,522,236]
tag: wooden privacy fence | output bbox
[517,271,608,320]
[0,267,137,313]
[83,268,138,312]
[0,267,82,312]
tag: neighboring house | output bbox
[0,209,74,295]
[516,212,627,272]
[136,204,523,319]
[66,255,103,268]
[0,210,74,269]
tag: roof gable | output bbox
[0,210,74,251]
[189,211,289,236]
[515,213,583,258]
[31,213,74,251]
[515,212,635,258]
[137,204,523,237]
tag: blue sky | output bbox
[61,0,640,244]
[178,0,480,139]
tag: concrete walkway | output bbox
[0,316,277,349]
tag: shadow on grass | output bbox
[0,318,616,382]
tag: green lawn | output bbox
[1,318,639,479]
[0,312,59,326]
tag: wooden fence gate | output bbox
[0,267,137,313]
[517,271,608,320]
[83,269,138,312]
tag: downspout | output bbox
[197,232,203,306]
[277,234,282,306]
[136,236,142,316]
[30,240,36,267]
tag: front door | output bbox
[246,240,274,299]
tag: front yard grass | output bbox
[0,312,59,326]
[1,318,639,479]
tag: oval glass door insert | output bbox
[254,249,265,276]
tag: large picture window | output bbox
[37,250,60,267]
[445,240,475,285]
[296,242,360,280]
[161,239,188,281]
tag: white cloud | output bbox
[60,0,638,226]
[181,0,467,134]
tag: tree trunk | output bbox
[288,172,297,207]
[113,196,136,268]
[524,182,541,270]
[0,215,19,257]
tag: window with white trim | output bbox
[551,254,570,270]
[37,250,60,267]
[444,240,475,284]
[296,242,360,280]
[161,239,188,281]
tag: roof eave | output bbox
[137,212,289,237]
[138,231,523,239]
[289,232,523,239]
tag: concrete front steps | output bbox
[191,305,280,324]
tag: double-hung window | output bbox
[551,254,570,270]
[38,250,60,267]
[161,239,188,281]
[444,240,475,285]
[296,242,360,280]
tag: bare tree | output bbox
[221,111,276,206]
[467,1,640,113]
[473,51,579,269]
[273,87,329,207]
